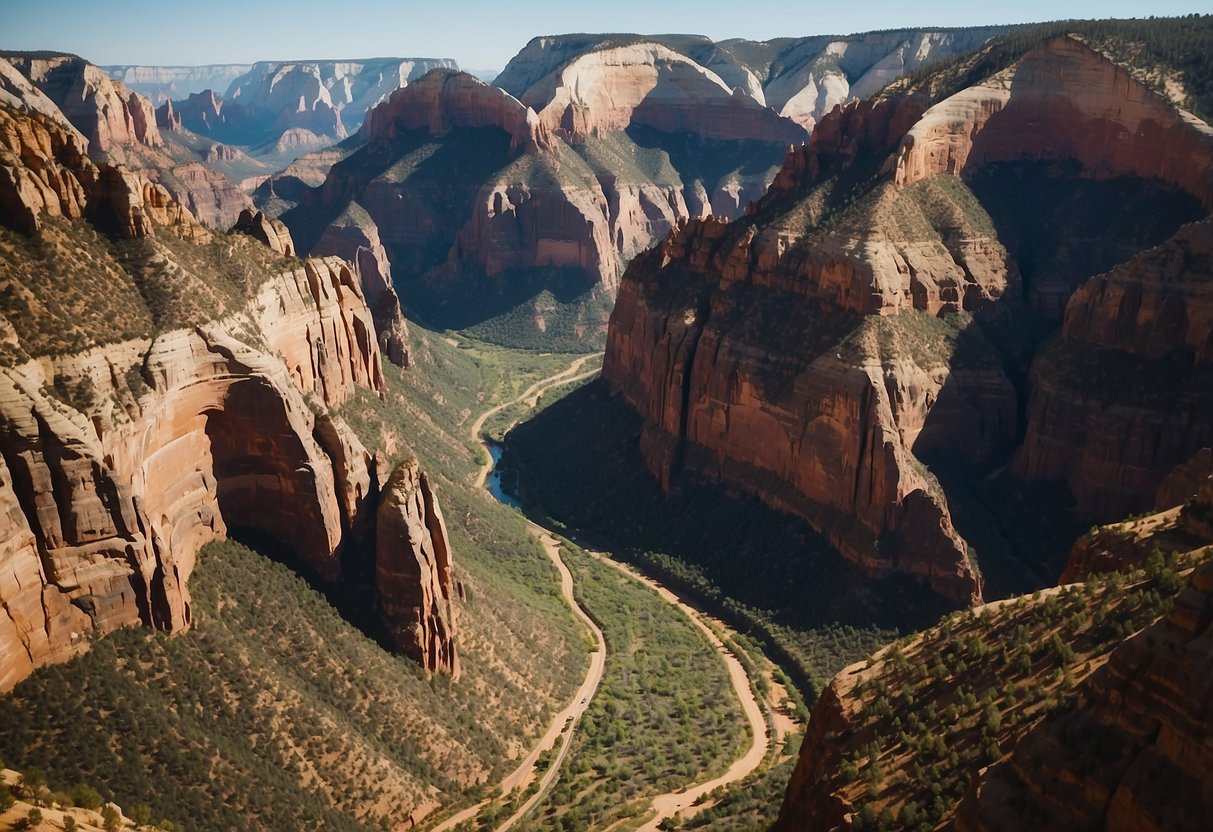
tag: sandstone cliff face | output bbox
[894,37,1213,212]
[104,63,253,105]
[223,57,459,144]
[311,205,411,366]
[232,207,295,256]
[361,69,542,152]
[0,256,385,691]
[519,43,807,144]
[0,102,456,691]
[1015,219,1213,522]
[4,54,251,230]
[376,460,459,676]
[602,31,1213,604]
[5,55,163,160]
[956,551,1213,832]
[496,28,1007,133]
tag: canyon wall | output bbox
[894,36,1213,212]
[956,526,1213,830]
[1015,218,1213,521]
[602,34,1213,604]
[377,459,459,676]
[3,54,251,229]
[0,99,454,691]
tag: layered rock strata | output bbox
[3,54,251,229]
[1015,218,1213,521]
[376,460,459,676]
[894,36,1213,211]
[603,35,1213,604]
[0,101,455,691]
[232,207,295,256]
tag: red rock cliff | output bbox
[376,460,459,676]
[893,36,1213,211]
[0,103,457,691]
[1015,219,1213,521]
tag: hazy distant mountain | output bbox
[104,63,253,104]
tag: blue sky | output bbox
[2,0,1208,70]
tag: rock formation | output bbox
[103,63,254,105]
[218,57,459,146]
[0,99,454,692]
[1015,218,1213,522]
[894,37,1213,211]
[376,460,459,676]
[232,207,295,256]
[3,54,252,229]
[496,28,1007,132]
[601,32,1213,604]
[956,544,1213,831]
[311,202,411,366]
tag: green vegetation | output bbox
[820,550,1196,830]
[460,283,615,352]
[513,543,747,831]
[680,739,802,832]
[0,216,299,364]
[0,329,593,832]
[0,538,577,832]
[503,381,942,701]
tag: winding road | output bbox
[433,351,778,831]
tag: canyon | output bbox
[271,28,1011,342]
[601,35,1213,604]
[2,14,1213,832]
[0,88,458,691]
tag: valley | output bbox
[2,9,1213,832]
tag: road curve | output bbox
[438,351,771,831]
[431,355,605,832]
[588,554,770,830]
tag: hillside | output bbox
[776,480,1213,830]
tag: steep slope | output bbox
[1015,218,1213,521]
[496,28,1009,132]
[222,57,459,144]
[600,34,1212,604]
[3,53,252,228]
[0,99,459,690]
[774,531,1208,830]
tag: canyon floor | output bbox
[424,349,802,831]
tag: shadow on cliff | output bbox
[912,160,1205,599]
[502,380,957,698]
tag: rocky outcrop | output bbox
[893,36,1213,211]
[311,205,411,366]
[518,43,807,144]
[1015,219,1213,521]
[0,103,92,234]
[1158,449,1213,511]
[376,460,459,676]
[104,63,253,105]
[496,29,1007,132]
[5,54,162,160]
[232,207,295,256]
[361,69,542,152]
[0,101,203,241]
[956,554,1213,831]
[0,253,388,692]
[5,54,252,230]
[0,99,455,690]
